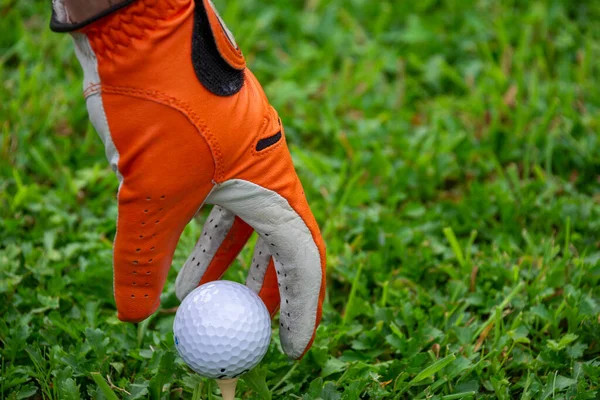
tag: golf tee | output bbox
[217,378,238,400]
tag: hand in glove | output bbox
[51,0,326,359]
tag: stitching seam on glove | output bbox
[100,84,224,180]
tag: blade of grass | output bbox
[342,260,364,325]
[90,373,119,400]
[191,381,203,400]
[444,227,465,268]
[409,354,456,384]
[380,280,389,307]
[272,362,299,393]
[563,216,571,257]
[473,282,525,339]
[442,392,476,399]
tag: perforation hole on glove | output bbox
[132,195,166,278]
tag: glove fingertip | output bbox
[116,296,160,323]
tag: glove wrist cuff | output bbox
[51,0,138,32]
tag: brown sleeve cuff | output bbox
[50,0,137,32]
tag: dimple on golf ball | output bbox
[173,280,271,379]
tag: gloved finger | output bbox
[245,238,280,316]
[109,99,216,323]
[175,205,253,301]
[206,175,326,359]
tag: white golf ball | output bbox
[173,280,271,379]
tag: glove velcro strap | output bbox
[192,0,246,96]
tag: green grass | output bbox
[2,0,600,398]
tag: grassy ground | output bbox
[2,0,600,398]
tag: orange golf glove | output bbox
[51,0,326,359]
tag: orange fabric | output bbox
[101,91,215,322]
[76,0,325,353]
[198,216,253,284]
[258,259,281,317]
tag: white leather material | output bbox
[72,33,123,183]
[206,179,322,359]
[245,238,272,294]
[175,206,235,301]
[72,34,97,91]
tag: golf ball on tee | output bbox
[173,280,271,379]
